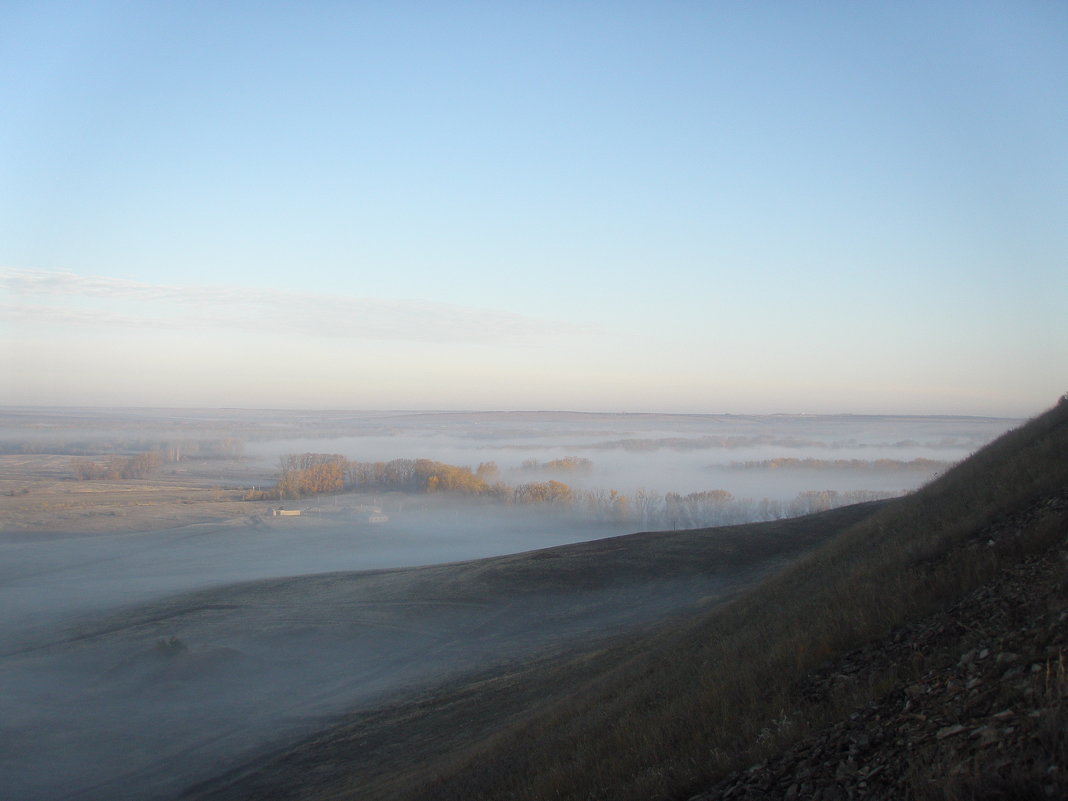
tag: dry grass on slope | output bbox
[405,399,1068,801]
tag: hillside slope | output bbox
[1,478,882,801]
[178,399,1067,801]
[174,509,888,801]
[696,494,1068,799]
[401,398,1068,801]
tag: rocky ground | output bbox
[692,498,1068,800]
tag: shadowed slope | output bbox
[1,492,881,801]
[398,400,1068,801]
[169,506,886,801]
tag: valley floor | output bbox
[1,501,874,801]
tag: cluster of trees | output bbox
[729,457,949,472]
[70,452,161,480]
[520,457,593,473]
[424,461,501,494]
[512,480,575,505]
[249,452,895,526]
[587,435,823,452]
[607,488,894,529]
[64,438,245,480]
[248,456,506,501]
[341,458,500,493]
[274,453,346,497]
[30,438,244,460]
[158,438,244,462]
[265,456,588,507]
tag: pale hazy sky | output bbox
[2,2,1065,416]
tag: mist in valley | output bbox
[0,409,1018,800]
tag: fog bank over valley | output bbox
[0,409,1016,622]
[0,408,1018,799]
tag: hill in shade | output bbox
[183,398,1068,801]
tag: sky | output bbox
[1,1,1065,416]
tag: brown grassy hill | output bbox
[183,398,1068,801]
[694,498,1068,799]
[174,503,884,801]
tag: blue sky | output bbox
[2,1,1065,415]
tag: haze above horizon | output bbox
[2,2,1065,418]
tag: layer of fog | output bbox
[0,409,1018,800]
[245,411,1013,500]
[1,411,1017,648]
[1,520,768,801]
[0,502,629,653]
[2,491,647,800]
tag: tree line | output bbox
[728,457,949,472]
[246,453,896,527]
[71,452,162,480]
[519,457,593,473]
[66,438,244,480]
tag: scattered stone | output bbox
[937,723,967,739]
[690,495,1068,801]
